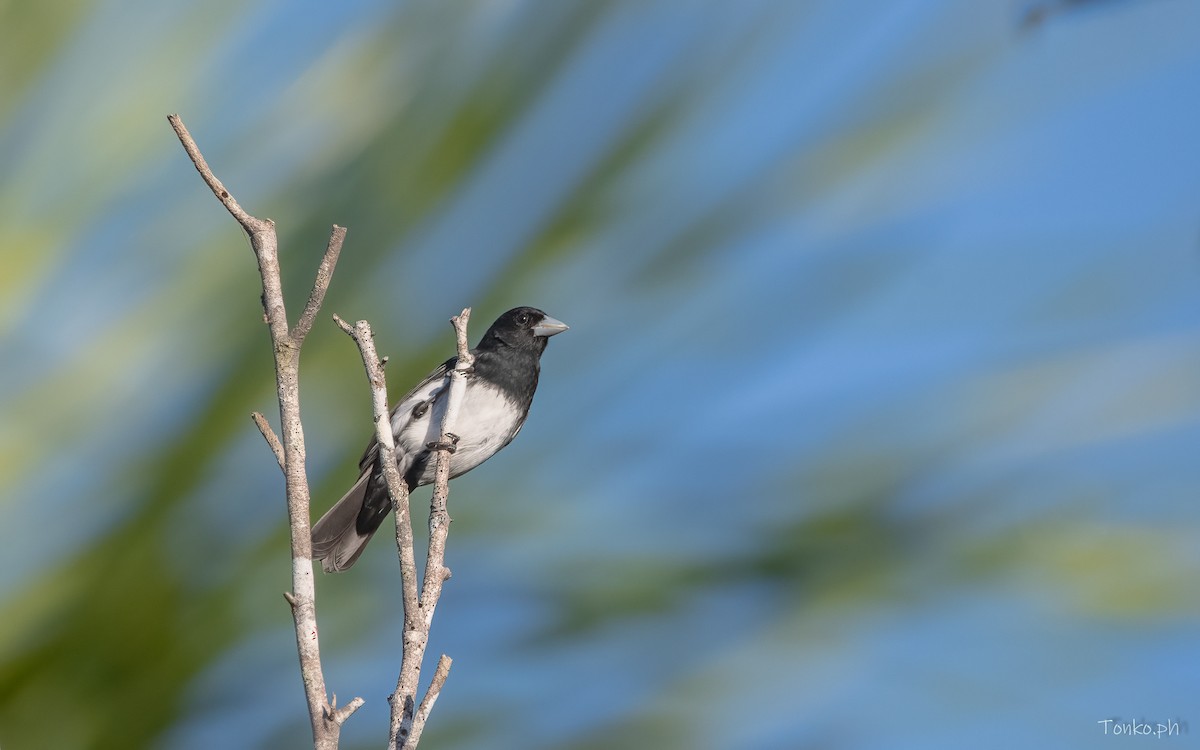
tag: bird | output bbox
[312,306,568,572]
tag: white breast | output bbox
[391,377,525,485]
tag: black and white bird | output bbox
[312,306,568,572]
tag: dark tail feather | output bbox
[312,473,376,572]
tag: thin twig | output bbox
[167,115,287,343]
[392,307,471,749]
[167,114,264,233]
[331,696,367,726]
[332,314,420,618]
[336,311,454,749]
[169,113,360,749]
[411,655,453,742]
[418,309,473,617]
[252,411,286,471]
[451,309,473,364]
[294,226,347,344]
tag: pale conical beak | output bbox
[533,315,569,337]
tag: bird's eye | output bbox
[516,312,529,326]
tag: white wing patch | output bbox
[389,374,450,479]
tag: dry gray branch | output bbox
[331,695,367,726]
[331,314,421,620]
[334,309,471,750]
[168,114,360,749]
[296,226,347,344]
[252,411,286,471]
[414,654,453,733]
[398,307,472,748]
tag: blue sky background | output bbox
[1,1,1199,748]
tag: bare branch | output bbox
[332,314,420,617]
[175,112,456,749]
[169,114,358,750]
[294,226,347,344]
[391,307,472,749]
[331,696,366,726]
[167,114,266,234]
[252,411,286,471]
[335,311,457,748]
[411,655,453,741]
[419,307,472,621]
[451,308,473,365]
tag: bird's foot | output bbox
[426,433,460,453]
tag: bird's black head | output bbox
[478,306,568,355]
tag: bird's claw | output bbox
[427,433,460,453]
